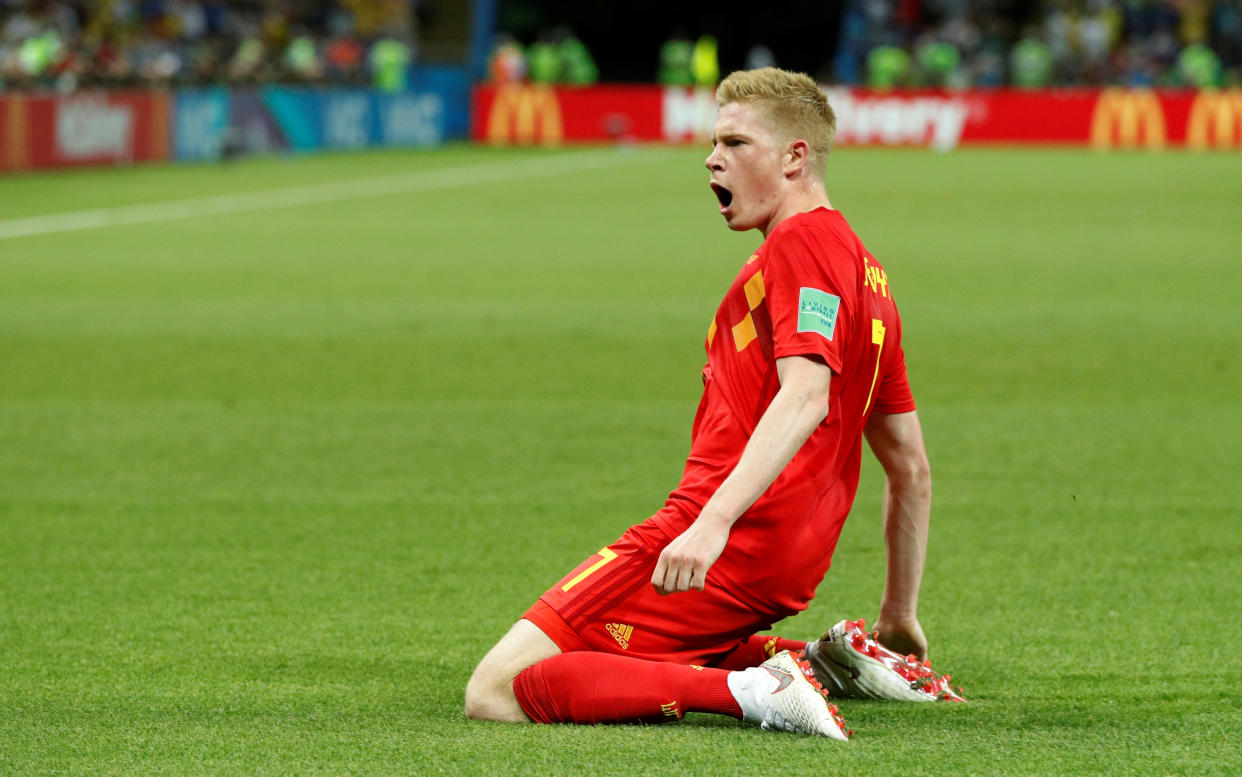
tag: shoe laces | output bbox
[789,650,854,738]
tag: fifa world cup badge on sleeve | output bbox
[797,287,841,341]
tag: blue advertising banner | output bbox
[229,90,292,155]
[172,88,229,161]
[262,88,321,151]
[377,92,445,146]
[320,90,374,149]
[318,90,450,149]
[408,65,469,139]
[171,66,467,161]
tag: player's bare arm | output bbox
[651,355,832,595]
[864,409,932,661]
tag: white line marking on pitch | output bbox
[0,148,676,242]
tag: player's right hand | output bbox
[650,519,730,595]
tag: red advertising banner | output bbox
[472,85,1242,151]
[0,91,170,172]
[473,84,663,146]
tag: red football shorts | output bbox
[522,507,772,666]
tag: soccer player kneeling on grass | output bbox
[465,68,963,740]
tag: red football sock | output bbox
[513,652,742,724]
[713,634,808,670]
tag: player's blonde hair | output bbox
[716,68,836,177]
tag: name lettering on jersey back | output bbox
[863,256,890,299]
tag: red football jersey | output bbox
[650,207,916,623]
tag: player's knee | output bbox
[463,670,496,720]
[463,680,489,721]
[464,662,525,722]
[465,619,559,722]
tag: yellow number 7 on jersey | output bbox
[863,318,887,416]
[561,547,619,592]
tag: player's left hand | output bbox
[651,519,730,595]
[872,615,928,662]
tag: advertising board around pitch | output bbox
[1,91,171,171]
[0,66,470,171]
[469,84,1242,151]
[170,83,463,163]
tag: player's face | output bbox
[705,103,787,234]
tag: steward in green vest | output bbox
[370,37,411,93]
[692,35,719,86]
[917,40,960,87]
[659,35,694,85]
[1010,35,1053,88]
[1178,43,1222,88]
[18,30,62,78]
[867,45,910,89]
[559,35,598,85]
[285,34,320,79]
[527,37,561,84]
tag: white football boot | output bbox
[728,650,852,741]
[805,619,966,702]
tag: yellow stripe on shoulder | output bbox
[743,270,765,310]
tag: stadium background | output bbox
[2,2,1241,777]
[2,0,1242,166]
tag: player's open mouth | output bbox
[711,182,733,212]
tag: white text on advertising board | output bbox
[56,95,133,159]
[826,89,969,151]
[326,95,371,148]
[663,87,717,141]
[382,94,443,146]
[176,94,227,160]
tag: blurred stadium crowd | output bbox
[1,0,1240,91]
[0,0,421,91]
[832,0,1242,88]
[494,0,1242,89]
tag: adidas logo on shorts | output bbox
[606,622,634,649]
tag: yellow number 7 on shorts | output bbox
[561,547,619,592]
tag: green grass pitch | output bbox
[1,143,1240,776]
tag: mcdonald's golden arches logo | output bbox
[1091,89,1166,150]
[1187,89,1242,150]
[486,85,563,147]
